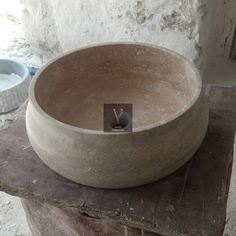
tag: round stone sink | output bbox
[0,59,30,113]
[26,43,209,188]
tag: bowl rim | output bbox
[29,42,202,135]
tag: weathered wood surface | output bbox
[0,85,235,235]
[21,198,160,236]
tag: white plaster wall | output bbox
[21,0,215,70]
[21,0,62,60]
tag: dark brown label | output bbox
[103,104,133,132]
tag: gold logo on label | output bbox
[113,108,124,126]
[103,104,132,132]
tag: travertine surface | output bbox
[26,44,208,188]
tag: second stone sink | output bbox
[26,43,209,188]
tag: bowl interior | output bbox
[34,44,200,131]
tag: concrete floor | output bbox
[0,193,29,236]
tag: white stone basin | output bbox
[0,59,30,113]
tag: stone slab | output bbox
[0,85,235,235]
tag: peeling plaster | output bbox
[21,0,62,60]
[134,0,146,24]
[20,0,216,71]
[160,10,196,40]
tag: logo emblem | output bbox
[103,104,132,132]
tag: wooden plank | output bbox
[0,85,235,235]
[21,198,161,236]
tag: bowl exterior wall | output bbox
[26,90,209,188]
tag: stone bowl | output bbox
[0,59,30,113]
[26,43,209,188]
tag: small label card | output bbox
[103,104,133,132]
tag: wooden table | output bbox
[0,85,235,236]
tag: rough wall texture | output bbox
[21,0,62,60]
[21,0,215,70]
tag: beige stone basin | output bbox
[26,43,209,188]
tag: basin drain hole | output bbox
[110,117,129,130]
